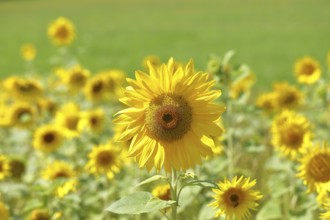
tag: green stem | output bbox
[227,101,235,178]
[170,169,178,220]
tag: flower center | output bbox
[225,189,243,208]
[56,25,69,39]
[70,72,86,86]
[92,81,104,94]
[282,126,303,149]
[96,151,113,167]
[302,63,315,76]
[145,94,192,142]
[308,153,330,183]
[43,132,55,143]
[66,116,79,130]
[54,171,70,179]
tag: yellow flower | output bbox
[20,43,36,61]
[152,184,171,201]
[209,176,262,220]
[230,72,255,99]
[85,142,124,179]
[28,209,50,220]
[294,56,321,84]
[101,69,126,98]
[84,74,108,102]
[256,92,277,112]
[7,102,37,129]
[9,158,25,179]
[273,82,303,110]
[0,201,9,220]
[54,102,81,138]
[0,155,10,181]
[297,142,330,193]
[271,110,312,160]
[3,77,43,101]
[142,55,161,70]
[78,108,105,134]
[320,200,330,220]
[48,17,75,46]
[57,179,78,198]
[37,98,58,115]
[56,65,90,92]
[33,124,65,153]
[114,58,225,172]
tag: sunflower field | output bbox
[1,1,330,220]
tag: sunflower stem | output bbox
[170,169,178,220]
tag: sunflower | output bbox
[85,142,124,179]
[273,82,303,110]
[7,102,37,128]
[271,110,312,160]
[21,43,36,61]
[101,69,126,98]
[320,200,330,220]
[56,65,90,92]
[84,74,108,102]
[37,98,58,115]
[54,102,81,138]
[28,209,50,220]
[229,72,255,99]
[255,92,277,112]
[0,201,9,220]
[294,56,321,84]
[297,142,330,193]
[33,124,65,153]
[9,158,25,179]
[48,17,75,46]
[152,184,171,201]
[78,108,105,134]
[209,176,262,220]
[57,179,78,198]
[3,77,43,101]
[114,58,225,172]
[0,155,10,180]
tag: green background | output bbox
[0,0,329,88]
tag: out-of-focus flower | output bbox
[0,201,9,220]
[27,209,50,220]
[230,72,255,99]
[54,102,81,138]
[48,17,75,46]
[256,92,278,112]
[7,102,37,129]
[33,124,65,153]
[273,82,303,110]
[152,184,171,201]
[56,65,90,92]
[3,77,43,101]
[78,108,105,134]
[294,56,321,84]
[0,155,10,181]
[20,44,37,61]
[84,74,108,102]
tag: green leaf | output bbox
[135,175,168,187]
[256,198,282,220]
[106,191,175,214]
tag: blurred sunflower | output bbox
[8,102,37,129]
[85,142,124,179]
[255,92,277,112]
[78,108,105,134]
[48,17,75,46]
[0,201,9,220]
[20,43,36,61]
[152,184,171,201]
[297,142,330,193]
[273,82,303,110]
[84,74,108,102]
[0,155,10,180]
[56,65,90,92]
[209,176,262,220]
[27,209,50,220]
[37,98,58,115]
[294,56,321,84]
[271,110,312,160]
[229,72,255,99]
[3,77,43,101]
[101,69,126,98]
[33,124,65,153]
[9,158,25,179]
[54,102,81,138]
[114,58,224,172]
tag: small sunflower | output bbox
[152,184,171,201]
[85,142,124,179]
[0,155,10,181]
[78,108,105,134]
[273,82,303,110]
[209,176,262,220]
[28,209,50,220]
[54,102,81,138]
[101,69,126,98]
[229,72,255,99]
[84,74,108,102]
[56,65,90,92]
[0,201,9,220]
[37,98,57,115]
[294,56,321,84]
[271,110,312,160]
[255,92,277,112]
[9,159,25,179]
[33,124,65,153]
[48,17,75,46]
[20,43,36,61]
[297,142,330,193]
[114,58,225,172]
[7,102,37,129]
[4,77,43,101]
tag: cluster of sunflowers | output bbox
[0,16,330,220]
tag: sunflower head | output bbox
[271,110,312,160]
[84,74,108,102]
[55,102,81,138]
[294,56,321,84]
[256,92,278,112]
[9,158,25,180]
[85,142,124,179]
[114,58,224,172]
[229,72,255,99]
[273,82,303,110]
[57,65,90,92]
[42,161,75,181]
[100,69,126,97]
[7,102,37,129]
[48,17,75,46]
[78,108,105,134]
[20,44,36,61]
[152,184,171,201]
[297,142,330,193]
[0,201,9,220]
[0,155,10,181]
[28,209,50,220]
[209,176,262,220]
[4,77,43,101]
[33,124,65,153]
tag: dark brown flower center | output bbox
[308,153,330,183]
[96,151,113,167]
[282,126,304,149]
[225,189,243,208]
[92,81,104,94]
[54,171,70,179]
[56,25,69,39]
[145,94,192,142]
[43,132,55,143]
[302,63,315,76]
[70,72,86,86]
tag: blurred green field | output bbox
[0,0,329,88]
